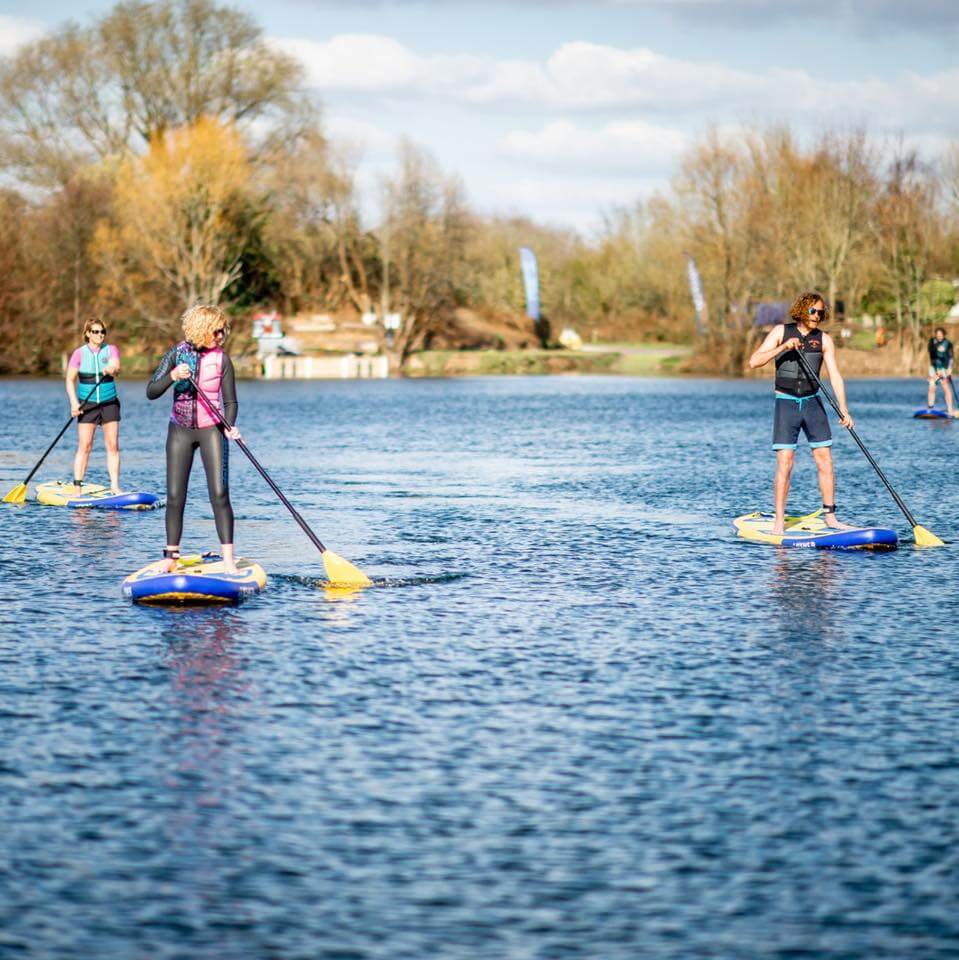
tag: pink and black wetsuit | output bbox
[146,341,238,546]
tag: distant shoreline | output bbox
[0,343,930,381]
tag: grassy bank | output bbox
[403,343,691,377]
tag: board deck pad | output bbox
[36,480,162,510]
[122,553,267,605]
[734,511,898,550]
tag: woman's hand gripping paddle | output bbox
[187,376,373,587]
[794,350,944,547]
[3,374,110,505]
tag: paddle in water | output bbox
[187,376,373,586]
[3,373,110,505]
[794,350,944,547]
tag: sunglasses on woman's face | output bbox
[213,328,226,337]
[89,328,106,335]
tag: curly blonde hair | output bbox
[789,292,830,325]
[181,305,229,347]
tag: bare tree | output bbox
[259,131,372,314]
[0,0,306,187]
[874,148,940,349]
[379,141,472,362]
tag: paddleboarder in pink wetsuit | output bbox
[147,305,242,573]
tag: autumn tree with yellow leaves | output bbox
[93,117,254,333]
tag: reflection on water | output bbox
[767,550,844,644]
[1,375,959,959]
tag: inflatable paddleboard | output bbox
[36,480,161,510]
[913,408,952,419]
[122,553,266,605]
[734,511,898,550]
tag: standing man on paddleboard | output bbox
[147,305,242,574]
[926,326,956,416]
[748,293,854,535]
[65,316,122,494]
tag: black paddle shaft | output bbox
[794,349,919,528]
[944,374,959,411]
[21,374,111,486]
[186,376,329,554]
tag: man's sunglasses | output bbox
[807,308,825,319]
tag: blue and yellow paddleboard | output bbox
[734,511,898,550]
[36,480,162,510]
[122,553,267,605]
[913,408,952,420]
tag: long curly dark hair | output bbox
[789,292,829,325]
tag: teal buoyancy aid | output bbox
[78,344,118,405]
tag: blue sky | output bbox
[2,1,958,232]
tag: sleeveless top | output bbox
[775,323,823,398]
[928,337,953,370]
[69,344,119,405]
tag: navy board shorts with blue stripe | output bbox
[772,391,831,450]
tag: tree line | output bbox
[1,0,957,374]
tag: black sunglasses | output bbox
[807,308,825,319]
[89,328,106,334]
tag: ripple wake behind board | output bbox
[734,511,898,550]
[36,480,162,510]
[122,553,267,605]
[913,407,952,420]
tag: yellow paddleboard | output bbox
[734,511,897,550]
[36,480,162,510]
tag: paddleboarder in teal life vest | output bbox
[926,327,956,416]
[65,316,122,494]
[748,292,855,535]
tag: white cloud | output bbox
[483,173,665,229]
[499,119,687,173]
[273,34,488,95]
[275,33,959,139]
[0,15,45,57]
[325,115,395,155]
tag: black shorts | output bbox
[78,399,121,425]
[772,392,831,450]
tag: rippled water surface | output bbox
[2,374,959,959]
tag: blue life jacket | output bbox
[78,345,118,405]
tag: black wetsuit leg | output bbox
[197,425,234,543]
[165,422,197,545]
[165,423,234,544]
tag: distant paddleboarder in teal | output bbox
[748,292,854,536]
[926,327,956,416]
[65,316,122,494]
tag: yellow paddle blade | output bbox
[322,584,367,600]
[322,549,373,588]
[913,525,945,548]
[2,483,27,504]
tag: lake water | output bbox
[1,374,958,959]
